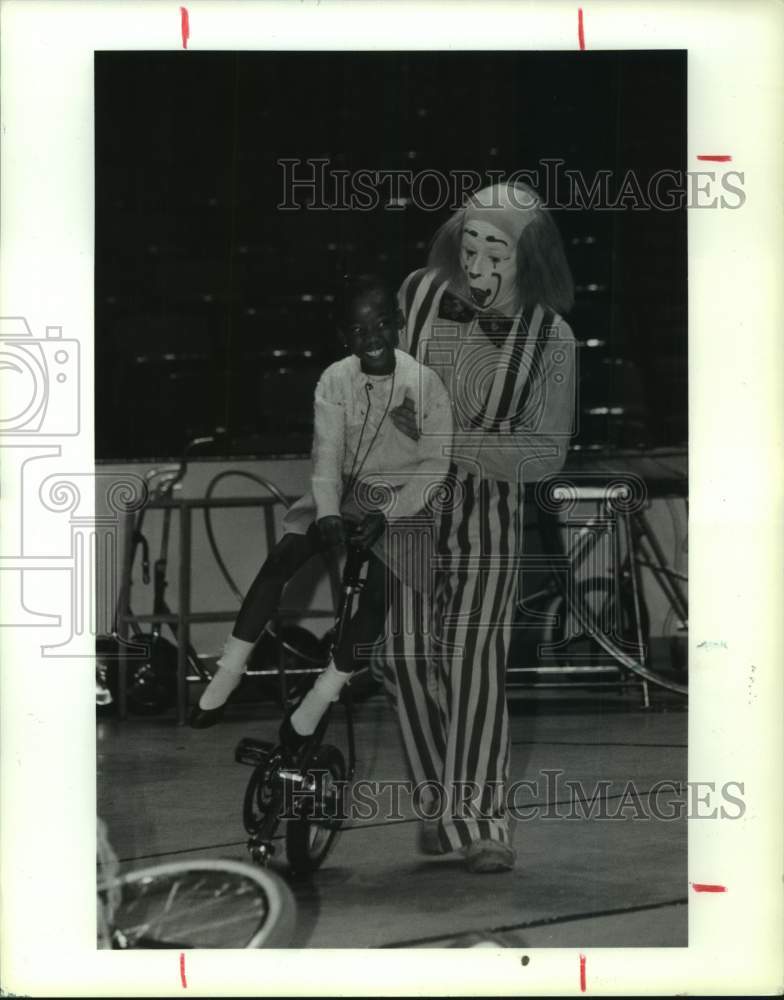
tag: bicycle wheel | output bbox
[285,744,347,874]
[566,576,687,695]
[539,503,687,696]
[99,859,296,948]
[575,575,650,660]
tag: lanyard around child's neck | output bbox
[340,369,397,509]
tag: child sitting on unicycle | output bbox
[190,274,453,751]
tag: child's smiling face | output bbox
[341,287,401,375]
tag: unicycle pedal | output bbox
[235,737,276,768]
[247,835,275,866]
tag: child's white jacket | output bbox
[282,349,454,534]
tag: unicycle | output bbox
[235,541,368,874]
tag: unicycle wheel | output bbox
[285,744,347,874]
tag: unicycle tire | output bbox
[285,744,347,874]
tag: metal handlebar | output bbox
[173,434,221,490]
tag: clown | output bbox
[384,180,576,873]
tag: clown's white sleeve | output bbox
[311,371,345,521]
[504,318,576,482]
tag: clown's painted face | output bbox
[460,220,518,312]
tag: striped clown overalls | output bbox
[380,268,577,852]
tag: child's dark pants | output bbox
[232,522,391,674]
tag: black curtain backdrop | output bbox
[95,50,686,461]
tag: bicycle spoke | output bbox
[118,876,270,946]
[122,906,266,947]
[152,877,181,938]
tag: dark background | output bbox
[95,51,687,461]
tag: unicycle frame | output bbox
[236,540,369,868]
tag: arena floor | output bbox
[98,685,688,949]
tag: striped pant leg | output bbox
[381,568,448,802]
[382,468,522,852]
[435,472,521,850]
[379,500,455,816]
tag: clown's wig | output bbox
[427,181,575,316]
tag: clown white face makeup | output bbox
[461,219,519,314]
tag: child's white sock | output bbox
[290,661,350,736]
[198,635,255,710]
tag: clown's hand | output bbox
[348,512,386,549]
[317,515,346,547]
[391,391,420,442]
